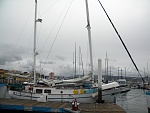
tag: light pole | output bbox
[118,67,122,80]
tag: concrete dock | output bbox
[0,98,126,113]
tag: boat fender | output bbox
[73,89,78,94]
[80,89,85,94]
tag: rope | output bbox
[6,5,34,70]
[42,0,74,69]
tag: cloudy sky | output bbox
[0,0,150,77]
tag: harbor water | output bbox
[116,88,148,113]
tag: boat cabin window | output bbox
[36,89,43,93]
[44,89,51,94]
[119,81,126,84]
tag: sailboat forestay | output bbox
[8,0,128,103]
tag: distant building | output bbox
[13,70,16,74]
[0,69,4,74]
[12,70,21,74]
[49,72,54,79]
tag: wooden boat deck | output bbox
[0,98,126,113]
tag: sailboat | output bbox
[8,0,126,103]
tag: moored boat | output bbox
[8,0,131,104]
[8,81,122,103]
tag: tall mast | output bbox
[33,0,38,84]
[106,52,108,77]
[75,42,77,78]
[33,0,42,84]
[79,46,81,77]
[85,0,93,81]
[73,52,74,79]
[106,52,108,81]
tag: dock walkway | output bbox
[0,98,126,113]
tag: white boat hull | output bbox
[8,86,129,103]
[8,90,97,103]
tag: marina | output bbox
[5,0,130,105]
[0,83,149,113]
[1,76,150,113]
[0,87,150,113]
[0,0,150,113]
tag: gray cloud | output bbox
[39,60,55,64]
[0,0,149,77]
[59,64,74,76]
[0,43,31,64]
[55,55,66,61]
